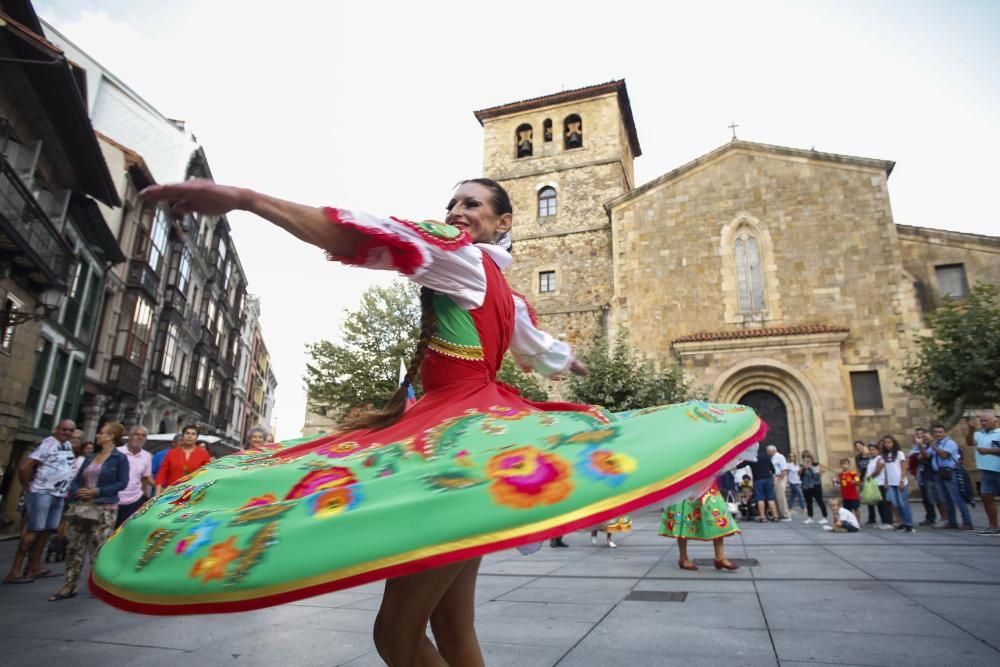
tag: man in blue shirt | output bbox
[930,423,973,529]
[966,411,1000,536]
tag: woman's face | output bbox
[249,431,265,447]
[82,442,94,456]
[868,445,879,457]
[445,182,511,244]
[96,426,112,446]
[854,441,866,454]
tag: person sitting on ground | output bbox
[825,497,860,533]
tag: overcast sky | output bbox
[36,0,1000,439]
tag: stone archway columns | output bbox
[673,328,852,472]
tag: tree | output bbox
[902,282,1000,427]
[497,355,549,402]
[304,281,420,418]
[304,281,550,416]
[568,328,696,412]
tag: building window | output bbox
[149,207,170,274]
[538,187,557,218]
[25,338,53,417]
[161,322,179,375]
[539,270,556,293]
[195,355,208,395]
[1,293,23,351]
[178,245,192,295]
[216,236,228,273]
[734,229,766,312]
[515,123,533,158]
[850,371,883,410]
[564,114,583,149]
[935,264,968,299]
[39,348,70,431]
[543,119,553,142]
[61,261,89,330]
[78,275,102,341]
[114,293,154,365]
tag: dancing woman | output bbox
[92,178,764,666]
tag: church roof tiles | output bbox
[672,324,850,344]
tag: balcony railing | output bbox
[126,259,160,301]
[107,357,144,397]
[0,156,72,286]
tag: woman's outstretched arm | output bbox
[140,180,365,258]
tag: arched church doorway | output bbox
[739,389,790,457]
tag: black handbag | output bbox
[938,467,954,481]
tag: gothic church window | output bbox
[538,187,557,218]
[516,123,533,158]
[733,228,765,312]
[543,119,553,142]
[564,114,583,149]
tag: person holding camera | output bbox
[967,411,1000,536]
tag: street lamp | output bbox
[0,286,65,331]
[161,374,176,392]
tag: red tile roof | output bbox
[473,80,641,157]
[673,324,850,344]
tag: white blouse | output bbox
[324,208,574,378]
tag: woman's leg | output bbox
[677,537,691,565]
[60,521,86,593]
[815,489,828,519]
[877,487,893,524]
[375,560,468,667]
[429,557,485,667]
[804,487,815,518]
[712,537,728,562]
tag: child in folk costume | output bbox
[660,483,741,571]
[590,516,632,548]
[95,178,765,665]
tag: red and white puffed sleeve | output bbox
[509,292,574,378]
[323,208,489,309]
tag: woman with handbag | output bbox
[49,422,129,601]
[864,441,895,529]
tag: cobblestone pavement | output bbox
[2,504,999,666]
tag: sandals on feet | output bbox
[30,569,61,579]
[48,589,77,602]
[2,576,34,584]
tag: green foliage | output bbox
[304,281,421,418]
[902,283,1000,426]
[497,355,549,402]
[568,328,695,412]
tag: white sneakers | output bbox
[818,519,829,525]
[591,535,598,545]
[822,525,834,531]
[803,518,815,524]
[607,540,617,548]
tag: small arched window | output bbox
[564,114,583,149]
[538,187,557,218]
[543,119,553,142]
[734,228,765,312]
[515,123,533,158]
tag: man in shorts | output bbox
[3,419,76,583]
[967,410,1000,536]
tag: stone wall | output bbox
[897,225,1000,313]
[609,145,930,457]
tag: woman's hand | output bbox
[568,359,590,376]
[140,180,250,217]
[76,488,97,500]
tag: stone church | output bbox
[473,80,1000,468]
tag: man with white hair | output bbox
[768,445,792,521]
[115,425,154,527]
[966,410,1000,536]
